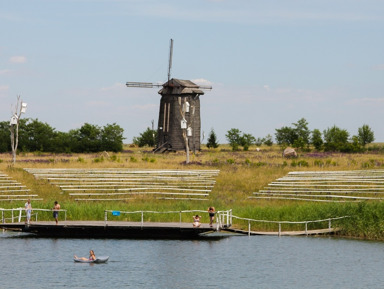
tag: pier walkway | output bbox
[0,221,216,239]
[1,208,348,239]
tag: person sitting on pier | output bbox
[74,250,96,261]
[193,215,201,227]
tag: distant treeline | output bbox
[0,119,124,153]
[222,118,376,153]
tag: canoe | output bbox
[74,256,109,263]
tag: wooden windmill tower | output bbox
[126,39,212,153]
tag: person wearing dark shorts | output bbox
[208,206,215,227]
[53,201,60,225]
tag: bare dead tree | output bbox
[9,95,27,164]
[179,97,190,164]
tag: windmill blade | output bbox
[126,82,163,88]
[197,85,212,90]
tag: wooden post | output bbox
[278,223,281,236]
[305,222,308,236]
[329,219,332,232]
[141,211,144,228]
[18,209,22,223]
[179,211,182,227]
[248,220,251,237]
[104,211,108,226]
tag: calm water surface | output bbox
[1,231,384,289]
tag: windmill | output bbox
[126,39,212,154]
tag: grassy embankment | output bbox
[2,144,384,240]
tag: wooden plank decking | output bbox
[224,227,340,236]
[0,221,217,239]
[1,220,340,238]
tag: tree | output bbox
[275,118,310,150]
[72,123,102,153]
[0,121,11,153]
[206,128,219,148]
[240,133,256,151]
[323,125,349,152]
[9,95,27,164]
[311,129,323,151]
[293,118,310,150]
[255,137,264,146]
[275,126,296,147]
[101,123,125,152]
[23,119,56,152]
[133,127,157,148]
[226,129,256,151]
[357,124,375,147]
[263,134,273,146]
[226,128,242,151]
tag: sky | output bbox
[1,0,383,144]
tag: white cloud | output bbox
[0,69,11,75]
[348,97,384,105]
[100,82,125,91]
[192,78,213,87]
[0,85,9,91]
[373,64,384,71]
[10,56,26,64]
[0,85,9,98]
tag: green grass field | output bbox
[2,144,384,240]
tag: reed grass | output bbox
[2,145,384,239]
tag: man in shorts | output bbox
[53,201,60,225]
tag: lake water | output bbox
[1,231,384,289]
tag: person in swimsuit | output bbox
[52,201,60,225]
[193,215,201,227]
[208,206,215,227]
[74,250,96,261]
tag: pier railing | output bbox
[104,209,232,229]
[1,208,67,223]
[230,215,349,236]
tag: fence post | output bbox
[329,219,332,232]
[305,222,308,236]
[18,209,22,223]
[11,209,14,222]
[248,220,251,237]
[278,223,281,236]
[141,211,144,228]
[104,211,108,226]
[2,210,4,223]
[179,211,182,227]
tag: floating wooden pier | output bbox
[0,221,217,239]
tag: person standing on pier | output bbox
[208,206,215,227]
[52,201,60,225]
[25,199,32,224]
